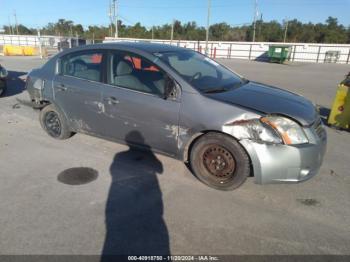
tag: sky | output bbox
[0,0,349,29]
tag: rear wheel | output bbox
[40,104,73,140]
[0,80,6,97]
[190,132,250,191]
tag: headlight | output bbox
[261,116,308,145]
[0,68,8,78]
[224,118,283,144]
[223,116,308,145]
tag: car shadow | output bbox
[101,131,170,260]
[2,70,27,97]
[254,51,270,63]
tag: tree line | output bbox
[2,17,350,44]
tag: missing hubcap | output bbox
[203,145,235,180]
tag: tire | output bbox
[0,80,6,97]
[39,104,73,140]
[190,132,250,191]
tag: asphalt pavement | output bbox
[0,56,349,256]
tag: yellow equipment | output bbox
[3,45,47,56]
[328,73,350,129]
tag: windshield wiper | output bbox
[202,87,228,93]
[202,79,250,94]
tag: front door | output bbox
[101,51,181,156]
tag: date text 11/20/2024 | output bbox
[127,256,220,261]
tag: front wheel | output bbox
[39,104,73,140]
[190,132,250,191]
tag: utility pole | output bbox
[13,10,19,35]
[37,29,43,59]
[8,16,13,35]
[108,0,118,38]
[252,0,258,42]
[76,32,79,47]
[152,26,154,40]
[170,20,174,43]
[114,0,118,38]
[258,13,263,39]
[108,0,113,37]
[283,19,289,43]
[205,0,211,55]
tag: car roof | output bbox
[69,41,188,54]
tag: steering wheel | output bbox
[190,72,202,82]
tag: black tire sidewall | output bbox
[0,80,6,97]
[190,133,250,191]
[40,104,72,140]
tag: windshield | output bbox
[154,50,245,93]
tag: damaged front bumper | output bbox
[236,122,327,184]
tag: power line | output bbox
[118,3,239,9]
[118,14,136,25]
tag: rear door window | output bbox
[61,51,103,82]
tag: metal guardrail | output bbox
[0,34,92,57]
[1,34,349,64]
[0,34,90,48]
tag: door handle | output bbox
[104,96,119,105]
[56,83,67,91]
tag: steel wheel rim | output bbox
[202,144,236,183]
[44,111,61,137]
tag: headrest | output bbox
[116,60,133,76]
[73,59,87,72]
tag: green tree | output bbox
[3,17,348,44]
[210,23,231,41]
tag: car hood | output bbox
[207,81,318,126]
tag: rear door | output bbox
[100,50,181,156]
[53,50,106,135]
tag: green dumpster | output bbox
[267,45,292,63]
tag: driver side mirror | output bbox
[164,75,177,100]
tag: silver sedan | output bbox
[25,42,327,190]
